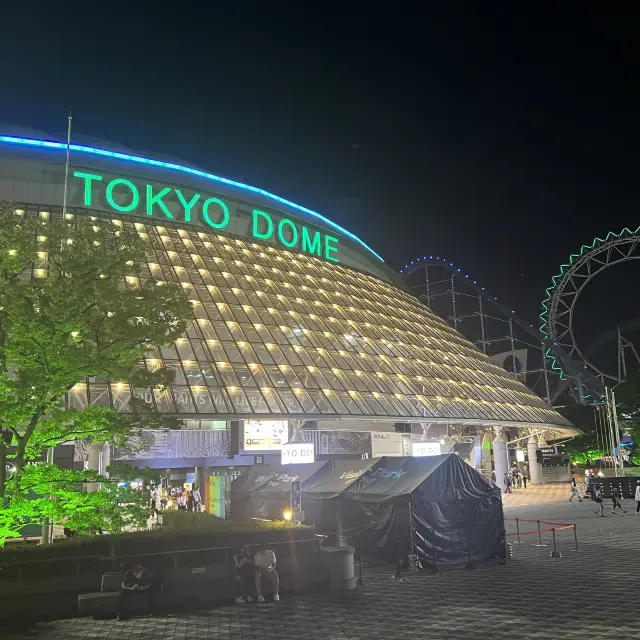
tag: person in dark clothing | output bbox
[522,474,528,489]
[594,485,605,517]
[611,486,627,514]
[233,546,255,603]
[118,564,157,621]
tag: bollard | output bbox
[573,524,579,552]
[550,528,562,558]
[515,518,521,543]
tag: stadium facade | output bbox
[0,129,574,488]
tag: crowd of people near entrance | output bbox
[150,485,202,513]
[491,464,529,492]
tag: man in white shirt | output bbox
[253,543,280,603]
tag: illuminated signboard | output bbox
[72,172,340,262]
[412,442,441,457]
[243,419,289,452]
[371,432,412,457]
[281,443,315,465]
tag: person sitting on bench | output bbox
[254,542,280,602]
[118,564,157,621]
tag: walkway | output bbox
[5,485,640,639]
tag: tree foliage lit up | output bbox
[0,202,192,543]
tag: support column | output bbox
[86,442,103,493]
[493,428,508,491]
[473,433,483,469]
[527,435,542,485]
[481,432,492,475]
[101,443,111,479]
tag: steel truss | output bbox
[401,258,556,404]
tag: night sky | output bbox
[1,7,638,357]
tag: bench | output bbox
[77,572,121,619]
[78,571,168,620]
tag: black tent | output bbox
[231,462,326,521]
[301,457,380,531]
[310,455,505,566]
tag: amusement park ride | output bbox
[402,227,640,408]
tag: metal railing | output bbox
[0,537,322,582]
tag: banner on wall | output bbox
[206,475,226,518]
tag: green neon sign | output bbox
[73,171,340,262]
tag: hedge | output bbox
[0,516,314,565]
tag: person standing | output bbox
[254,542,280,603]
[635,480,640,515]
[504,473,512,493]
[611,486,627,514]
[569,478,583,502]
[522,473,528,489]
[193,487,202,512]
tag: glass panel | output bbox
[153,388,176,413]
[173,387,197,413]
[191,386,216,413]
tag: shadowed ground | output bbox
[4,484,640,639]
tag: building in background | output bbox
[0,129,576,492]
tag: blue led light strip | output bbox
[0,134,384,262]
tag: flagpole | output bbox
[41,112,73,546]
[62,111,72,217]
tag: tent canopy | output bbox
[252,461,327,497]
[340,454,496,503]
[302,457,380,499]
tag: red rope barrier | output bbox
[505,517,574,527]
[506,524,574,536]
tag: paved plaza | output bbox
[5,484,640,639]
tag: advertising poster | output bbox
[242,420,289,452]
[206,475,226,518]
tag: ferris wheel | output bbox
[540,226,640,401]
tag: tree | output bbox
[0,202,192,543]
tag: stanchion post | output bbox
[573,524,579,552]
[516,518,521,543]
[534,520,547,547]
[550,528,562,558]
[430,545,439,574]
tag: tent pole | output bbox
[408,499,416,571]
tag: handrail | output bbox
[0,553,103,567]
[100,537,320,561]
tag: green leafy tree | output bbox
[0,201,192,543]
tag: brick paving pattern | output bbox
[5,484,640,639]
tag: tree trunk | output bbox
[0,440,7,503]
